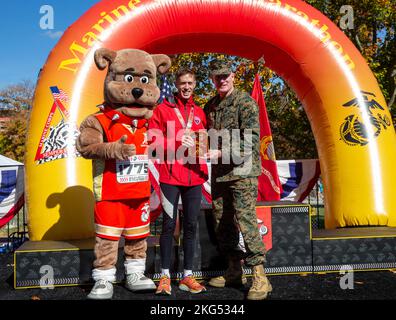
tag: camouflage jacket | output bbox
[204,89,261,182]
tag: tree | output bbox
[0,80,34,112]
[166,0,395,160]
[0,112,29,162]
[305,0,396,110]
[0,80,33,162]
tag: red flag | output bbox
[251,74,282,201]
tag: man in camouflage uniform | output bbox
[203,60,272,300]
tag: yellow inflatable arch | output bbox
[26,0,396,240]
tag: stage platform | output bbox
[312,227,396,272]
[13,202,396,289]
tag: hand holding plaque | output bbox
[195,129,209,158]
[181,133,195,148]
[182,129,208,158]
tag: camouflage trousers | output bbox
[211,177,266,267]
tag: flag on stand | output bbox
[251,74,282,201]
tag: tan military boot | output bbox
[247,265,272,300]
[209,259,247,288]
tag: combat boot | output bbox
[247,264,272,300]
[209,258,247,288]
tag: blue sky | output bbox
[0,0,99,89]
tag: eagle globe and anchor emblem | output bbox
[339,90,391,146]
[259,135,281,195]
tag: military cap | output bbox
[209,60,234,76]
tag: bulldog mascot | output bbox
[77,48,171,299]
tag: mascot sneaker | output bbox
[125,272,156,292]
[87,279,114,300]
[124,258,156,292]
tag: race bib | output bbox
[116,155,148,183]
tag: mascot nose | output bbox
[132,88,144,99]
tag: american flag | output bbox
[149,72,172,220]
[158,75,173,103]
[50,86,69,103]
[148,159,162,222]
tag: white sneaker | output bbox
[87,279,114,300]
[125,272,156,292]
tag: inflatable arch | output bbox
[26,0,396,240]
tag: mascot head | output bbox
[94,48,171,119]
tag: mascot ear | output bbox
[151,54,172,74]
[94,48,117,70]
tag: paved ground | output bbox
[2,252,396,301]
